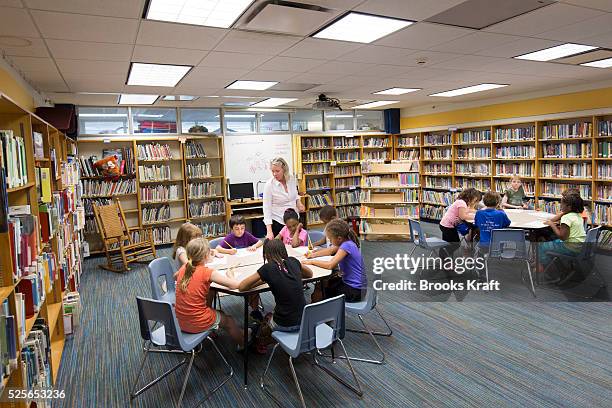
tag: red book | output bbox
[38,211,50,243]
[16,279,35,318]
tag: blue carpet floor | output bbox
[52,224,612,408]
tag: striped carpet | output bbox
[52,225,612,408]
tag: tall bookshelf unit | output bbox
[0,93,80,403]
[594,115,612,226]
[420,131,453,222]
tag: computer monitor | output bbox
[229,182,254,201]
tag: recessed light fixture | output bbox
[127,63,192,87]
[581,57,612,68]
[251,98,297,108]
[118,94,159,105]
[162,95,199,101]
[226,80,278,90]
[145,0,254,28]
[514,43,598,62]
[429,83,508,97]
[374,87,420,95]
[313,12,413,44]
[352,100,399,109]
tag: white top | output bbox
[263,176,299,226]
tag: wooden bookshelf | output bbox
[0,93,77,404]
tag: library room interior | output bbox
[0,0,611,407]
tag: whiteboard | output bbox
[223,134,293,198]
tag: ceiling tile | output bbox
[242,70,298,81]
[46,39,133,61]
[302,0,363,9]
[63,72,126,92]
[23,0,145,18]
[137,20,226,50]
[336,45,419,65]
[31,10,139,43]
[0,1,23,7]
[535,13,612,42]
[56,59,129,75]
[397,66,460,80]
[0,37,49,57]
[46,92,121,105]
[355,0,468,21]
[484,3,604,36]
[189,66,249,79]
[475,37,561,58]
[214,31,301,56]
[559,0,612,12]
[7,55,56,71]
[0,6,40,37]
[176,72,236,91]
[23,69,67,92]
[375,22,474,50]
[308,60,375,75]
[122,85,175,94]
[287,71,344,84]
[430,55,506,71]
[357,64,413,77]
[280,38,361,59]
[429,32,521,54]
[198,51,271,69]
[132,45,207,66]
[397,50,462,67]
[255,56,326,73]
[581,30,612,48]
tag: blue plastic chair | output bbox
[148,257,176,304]
[130,297,233,408]
[208,237,224,249]
[408,219,448,257]
[261,295,362,408]
[485,229,535,297]
[307,230,326,247]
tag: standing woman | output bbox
[263,157,305,240]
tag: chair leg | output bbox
[194,337,234,407]
[525,260,536,298]
[176,350,195,408]
[288,356,306,408]
[408,244,416,258]
[484,259,489,282]
[260,343,279,399]
[346,307,392,337]
[130,347,187,399]
[313,341,363,397]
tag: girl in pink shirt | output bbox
[276,208,308,247]
[439,188,481,246]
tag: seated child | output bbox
[502,175,529,209]
[174,238,245,345]
[475,192,511,249]
[173,222,203,277]
[216,215,263,255]
[276,208,308,248]
[239,239,313,341]
[548,188,590,225]
[439,188,481,256]
[306,205,338,258]
[303,219,366,302]
[540,194,586,274]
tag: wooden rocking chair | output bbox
[93,198,157,272]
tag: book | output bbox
[1,130,28,188]
[33,132,44,159]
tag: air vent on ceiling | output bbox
[426,0,554,30]
[238,1,336,35]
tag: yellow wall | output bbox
[401,87,612,129]
[0,66,36,111]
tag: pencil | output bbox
[223,239,235,250]
[307,234,313,251]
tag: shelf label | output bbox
[331,161,337,166]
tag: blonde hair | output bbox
[270,157,291,182]
[179,237,210,292]
[173,223,202,259]
[510,174,522,182]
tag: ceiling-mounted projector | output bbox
[312,94,342,111]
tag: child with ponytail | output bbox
[174,238,244,345]
[302,219,366,302]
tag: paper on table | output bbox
[504,209,522,213]
[522,220,548,228]
[207,255,227,269]
[532,211,555,219]
[287,246,309,257]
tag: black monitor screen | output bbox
[229,183,254,200]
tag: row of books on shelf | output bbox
[539,183,591,199]
[397,136,419,147]
[495,127,534,141]
[139,165,172,182]
[142,205,170,224]
[456,178,491,191]
[307,210,320,224]
[304,163,330,174]
[397,150,419,160]
[496,162,534,176]
[496,145,535,158]
[420,204,444,220]
[363,151,389,161]
[360,206,418,218]
[306,178,330,190]
[423,148,452,160]
[423,134,451,146]
[596,164,612,180]
[598,120,612,137]
[597,141,612,157]
[80,147,135,177]
[541,122,591,139]
[540,163,591,178]
[337,205,359,219]
[137,143,173,160]
[423,163,452,174]
[336,191,360,205]
[188,200,225,218]
[195,221,227,238]
[1,130,28,189]
[141,185,179,202]
[361,190,417,202]
[82,198,110,216]
[333,138,359,148]
[184,141,208,159]
[456,147,490,159]
[335,165,360,177]
[132,226,171,245]
[81,179,136,197]
[21,318,52,395]
[302,138,329,149]
[593,203,612,225]
[334,176,360,189]
[424,176,452,189]
[61,158,80,187]
[542,142,591,158]
[363,138,389,147]
[399,173,420,186]
[455,163,490,176]
[422,190,455,206]
[597,185,612,201]
[335,152,360,161]
[303,151,330,162]
[457,130,491,144]
[188,182,219,198]
[187,162,213,179]
[538,200,560,214]
[309,193,333,207]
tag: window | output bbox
[181,108,221,134]
[132,108,177,134]
[260,112,289,132]
[78,107,129,135]
[356,110,384,131]
[325,111,354,131]
[292,110,323,132]
[224,112,257,133]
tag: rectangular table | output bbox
[209,245,332,388]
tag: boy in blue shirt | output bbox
[475,191,512,249]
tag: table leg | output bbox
[243,297,249,388]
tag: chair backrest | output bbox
[408,219,428,249]
[307,230,326,247]
[362,285,377,310]
[136,296,184,351]
[579,226,601,260]
[488,229,528,259]
[209,237,224,249]
[148,257,176,300]
[296,295,345,354]
[93,198,129,241]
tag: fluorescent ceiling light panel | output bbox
[162,95,199,101]
[352,100,399,109]
[127,63,192,87]
[251,98,297,107]
[226,80,278,90]
[374,87,420,95]
[581,57,612,68]
[222,102,255,107]
[118,94,159,105]
[514,43,598,62]
[429,83,508,97]
[145,0,254,28]
[313,12,413,44]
